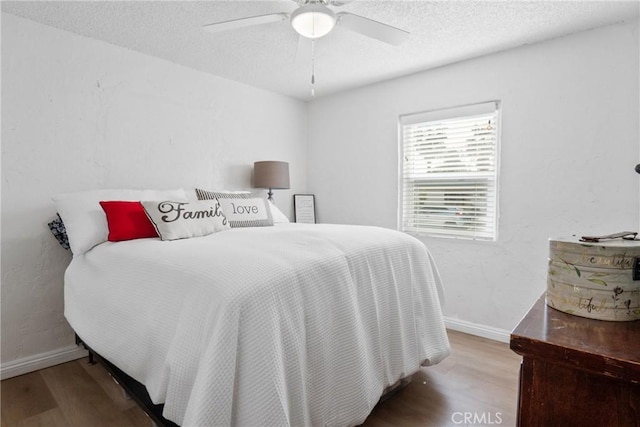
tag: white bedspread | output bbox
[64,223,450,426]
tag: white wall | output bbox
[2,12,638,375]
[307,20,640,336]
[1,13,307,372]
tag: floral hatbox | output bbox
[547,234,640,321]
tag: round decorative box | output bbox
[546,236,640,321]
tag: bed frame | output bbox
[75,334,178,427]
[75,334,411,426]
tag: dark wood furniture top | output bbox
[511,295,640,427]
[511,294,640,384]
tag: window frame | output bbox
[397,101,501,241]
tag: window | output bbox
[399,101,500,240]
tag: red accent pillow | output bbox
[99,201,158,242]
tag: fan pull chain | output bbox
[311,39,316,98]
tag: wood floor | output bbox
[1,330,522,427]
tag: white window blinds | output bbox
[399,101,500,240]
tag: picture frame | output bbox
[294,194,316,224]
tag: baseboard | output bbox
[1,345,88,380]
[444,316,511,343]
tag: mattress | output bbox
[64,223,450,426]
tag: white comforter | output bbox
[64,223,450,426]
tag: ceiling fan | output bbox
[202,0,410,46]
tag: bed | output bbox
[55,190,450,426]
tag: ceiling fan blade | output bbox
[202,13,288,34]
[336,12,409,46]
[291,0,357,5]
[330,0,357,6]
[295,35,312,64]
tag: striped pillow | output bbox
[195,189,274,228]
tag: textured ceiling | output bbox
[3,1,639,101]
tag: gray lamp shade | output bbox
[254,161,290,190]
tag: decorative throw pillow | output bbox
[47,213,71,250]
[195,189,274,227]
[141,199,230,241]
[100,201,158,242]
[52,188,188,254]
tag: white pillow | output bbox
[141,200,230,241]
[52,188,188,254]
[269,201,290,223]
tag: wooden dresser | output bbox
[510,295,640,427]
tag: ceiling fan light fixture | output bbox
[290,4,336,39]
